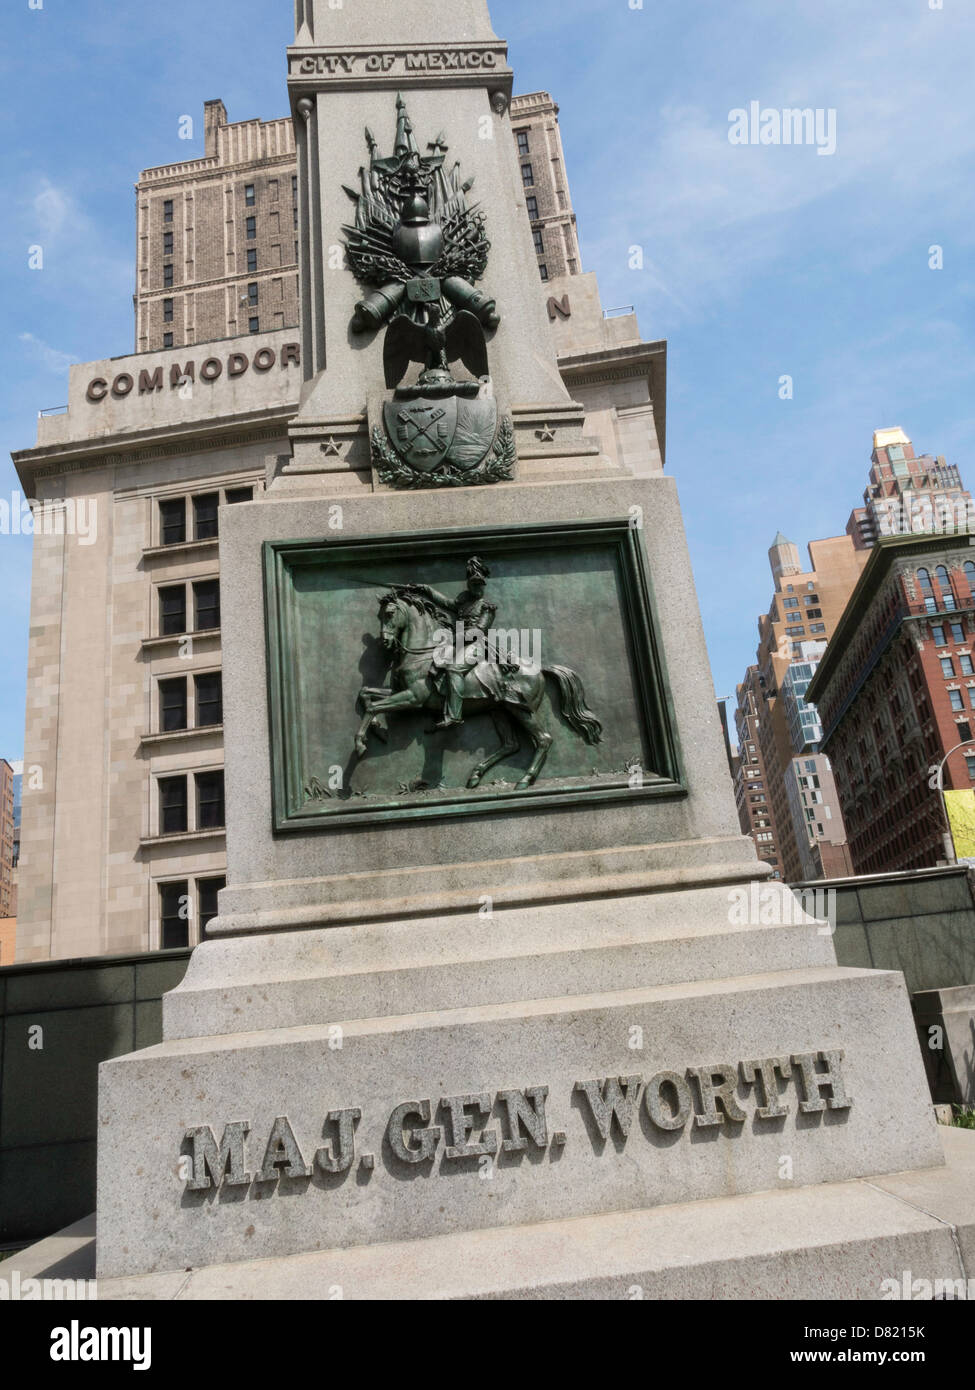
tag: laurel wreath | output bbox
[372,415,515,490]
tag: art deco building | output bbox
[134,95,579,355]
[807,534,975,874]
[12,96,664,963]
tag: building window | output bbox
[961,655,974,676]
[293,205,299,230]
[959,721,972,744]
[785,626,805,636]
[292,175,298,201]
[195,672,223,727]
[249,316,260,334]
[196,771,225,829]
[918,568,936,613]
[532,230,545,256]
[225,486,253,505]
[163,332,174,349]
[942,657,956,677]
[160,497,187,545]
[163,298,174,322]
[247,282,259,305]
[163,231,174,256]
[159,881,189,949]
[198,877,225,939]
[803,593,819,605]
[539,264,549,281]
[783,597,800,608]
[806,608,822,619]
[245,184,256,206]
[521,163,534,186]
[950,690,964,712]
[966,755,975,781]
[193,579,221,632]
[159,777,188,835]
[193,493,219,541]
[159,677,188,732]
[526,195,539,219]
[246,216,257,240]
[163,200,174,223]
[809,623,826,633]
[159,585,187,636]
[937,566,957,610]
[951,622,965,643]
[163,264,174,287]
[247,249,258,272]
[516,131,530,155]
[932,624,947,646]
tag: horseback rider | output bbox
[402,556,500,729]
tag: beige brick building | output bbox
[508,92,582,282]
[0,759,15,921]
[135,101,300,353]
[12,96,664,963]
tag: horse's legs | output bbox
[354,688,427,756]
[466,708,519,789]
[506,705,553,790]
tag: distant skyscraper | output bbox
[0,759,15,921]
[847,427,970,548]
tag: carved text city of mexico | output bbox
[289,48,508,79]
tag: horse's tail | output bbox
[543,665,603,745]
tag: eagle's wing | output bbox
[444,311,489,381]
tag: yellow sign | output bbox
[944,790,975,860]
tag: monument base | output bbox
[9,1127,973,1300]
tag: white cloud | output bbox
[19,332,77,375]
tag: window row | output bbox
[159,876,225,949]
[918,563,975,613]
[941,654,975,677]
[158,487,253,546]
[159,672,223,731]
[158,771,225,835]
[930,621,967,646]
[159,581,220,636]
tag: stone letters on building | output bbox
[182,1050,851,1193]
[292,49,505,78]
[86,342,301,403]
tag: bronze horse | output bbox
[354,589,603,790]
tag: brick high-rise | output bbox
[807,533,975,873]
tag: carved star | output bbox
[321,437,344,457]
[535,425,556,443]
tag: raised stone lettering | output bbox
[741,1057,792,1119]
[644,1071,693,1131]
[574,1076,643,1140]
[281,342,301,368]
[183,1121,250,1190]
[315,1107,360,1174]
[441,1093,498,1159]
[258,1115,311,1180]
[791,1050,852,1114]
[228,352,249,377]
[111,373,134,397]
[687,1064,748,1127]
[253,348,276,371]
[138,367,163,394]
[386,1100,440,1164]
[200,357,223,381]
[497,1086,549,1152]
[170,362,195,387]
[86,378,108,402]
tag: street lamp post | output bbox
[932,737,975,865]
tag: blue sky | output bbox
[2,0,973,759]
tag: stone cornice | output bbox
[13,407,296,490]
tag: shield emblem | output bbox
[447,397,499,471]
[383,397,458,474]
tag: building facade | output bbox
[733,666,784,878]
[808,534,975,875]
[508,92,582,283]
[734,531,867,880]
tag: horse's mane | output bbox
[380,589,454,629]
